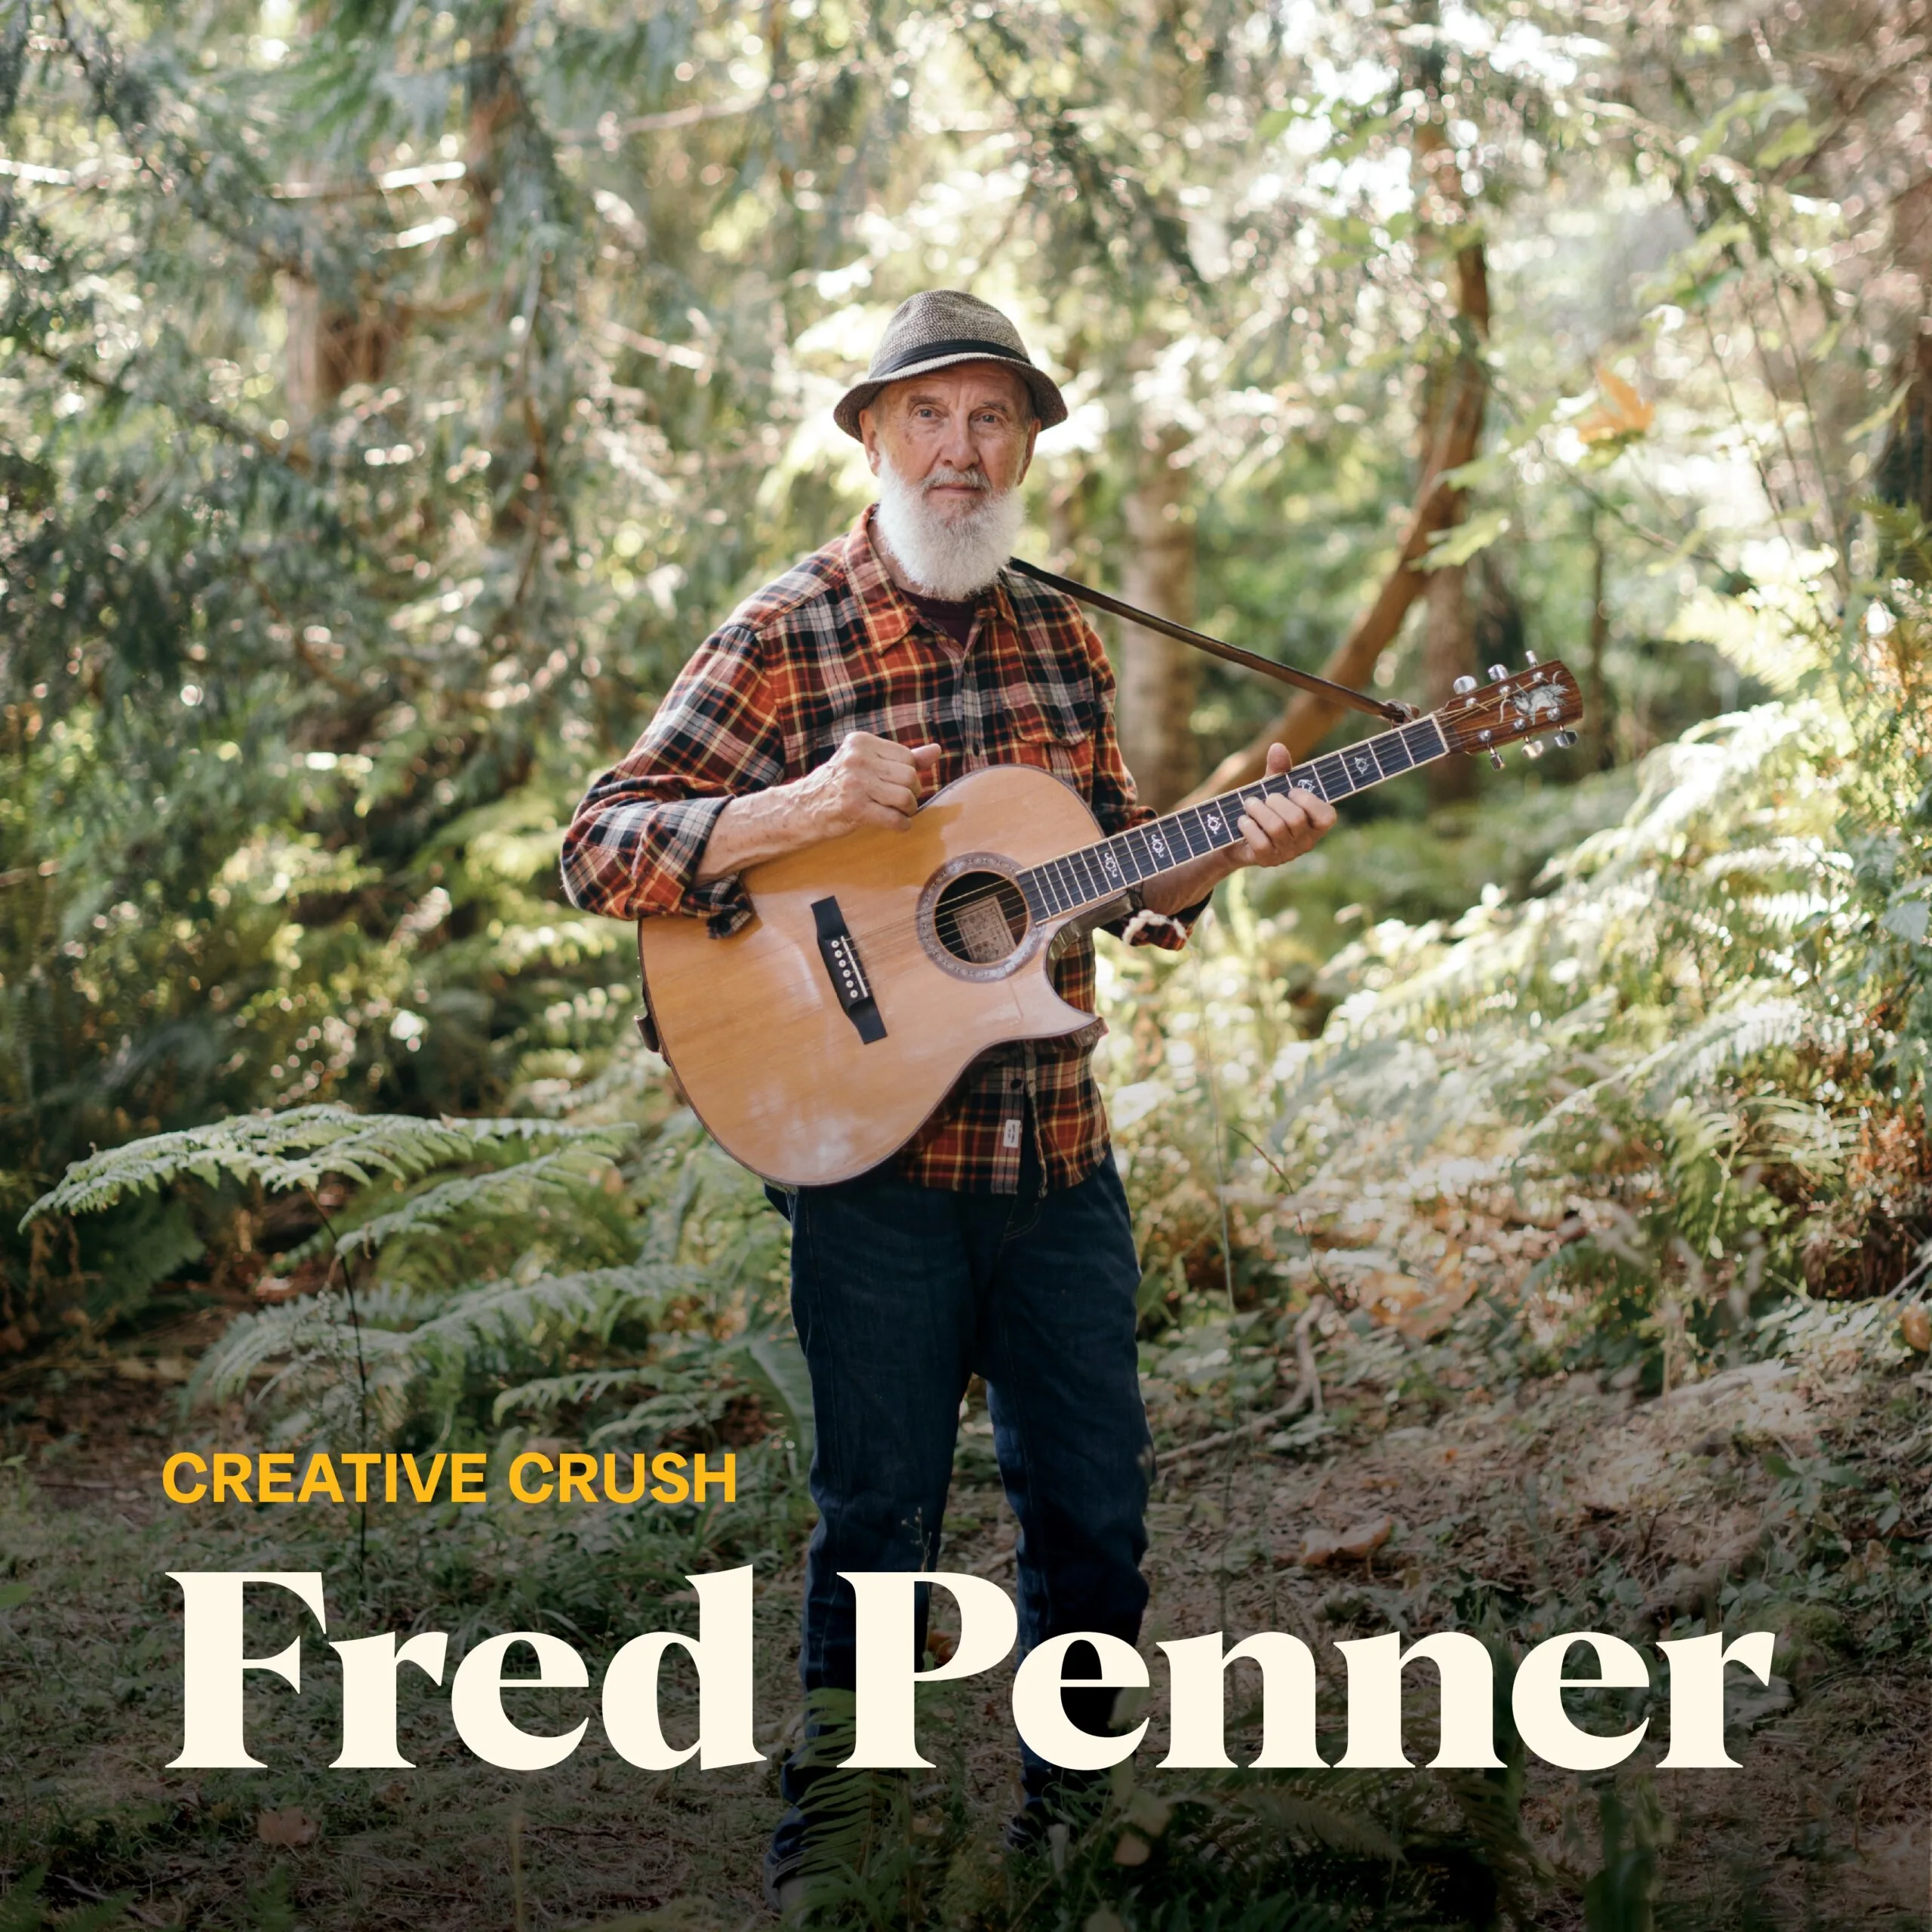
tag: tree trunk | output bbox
[1116,428,1199,811]
[1183,167,1491,804]
[1183,331,1487,802]
[281,272,397,427]
[278,8,402,430]
[1586,516,1612,771]
[1875,318,1932,569]
[1423,561,1475,804]
[1419,347,1475,806]
[1046,466,1094,574]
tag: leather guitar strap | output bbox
[1007,556,1414,724]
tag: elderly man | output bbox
[560,290,1334,1900]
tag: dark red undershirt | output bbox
[903,588,980,651]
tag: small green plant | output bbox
[1581,1783,1666,1932]
[0,1869,129,1932]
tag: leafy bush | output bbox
[23,1100,806,1462]
[1099,569,1930,1387]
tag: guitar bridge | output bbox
[811,897,886,1044]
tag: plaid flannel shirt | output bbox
[560,507,1198,1193]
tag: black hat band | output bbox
[875,336,1035,378]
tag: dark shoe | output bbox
[1004,1769,1106,1854]
[1002,1802,1057,1854]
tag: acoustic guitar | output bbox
[636,660,1584,1186]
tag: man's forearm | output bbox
[691,732,943,884]
[691,783,820,884]
[1139,848,1240,918]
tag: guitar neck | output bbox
[1017,712,1452,921]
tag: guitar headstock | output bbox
[1434,657,1584,764]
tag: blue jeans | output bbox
[771,1128,1152,1833]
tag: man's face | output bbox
[858,362,1038,520]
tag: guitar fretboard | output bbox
[1017,714,1451,921]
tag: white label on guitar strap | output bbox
[1001,1117,1023,1150]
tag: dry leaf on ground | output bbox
[257,1807,318,1847]
[1297,1513,1394,1566]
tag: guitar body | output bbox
[637,764,1106,1187]
[634,659,1586,1188]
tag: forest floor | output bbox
[2,1275,1928,1931]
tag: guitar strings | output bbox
[928,728,1518,952]
[929,774,1331,955]
[930,780,1284,952]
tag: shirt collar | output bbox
[841,505,1018,654]
[841,507,915,656]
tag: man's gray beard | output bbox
[873,455,1025,601]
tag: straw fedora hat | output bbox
[832,289,1068,440]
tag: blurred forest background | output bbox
[3,0,1932,1927]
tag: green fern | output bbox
[197,1258,696,1444]
[22,1106,629,1229]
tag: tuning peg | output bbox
[1487,749,1504,769]
[1486,663,1508,681]
[1522,740,1545,760]
[1523,650,1540,666]
[1552,729,1578,749]
[1452,675,1477,697]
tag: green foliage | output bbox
[3,0,1809,1352]
[23,1099,805,1457]
[23,1104,627,1223]
[1583,1784,1667,1932]
[1102,565,1929,1383]
[7,7,1932,1915]
[0,1869,129,1932]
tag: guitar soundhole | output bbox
[932,871,1030,966]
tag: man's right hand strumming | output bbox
[693,730,943,883]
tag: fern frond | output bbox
[1745,1097,1846,1180]
[0,1869,49,1932]
[1696,838,1849,883]
[491,1364,663,1423]
[329,1143,629,1258]
[587,1387,731,1444]
[405,1260,687,1357]
[1526,986,1833,1140]
[193,1261,691,1440]
[23,1106,634,1226]
[1227,1783,1400,1860]
[733,1329,817,1455]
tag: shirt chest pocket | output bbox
[998,691,1095,793]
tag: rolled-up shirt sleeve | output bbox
[1078,618,1206,953]
[559,620,783,935]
